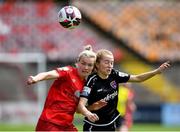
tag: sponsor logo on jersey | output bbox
[97,88,103,92]
[104,91,118,101]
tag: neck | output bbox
[97,72,108,79]
[79,75,85,80]
[77,69,85,80]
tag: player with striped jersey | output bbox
[78,49,171,131]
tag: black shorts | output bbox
[83,116,124,131]
[116,116,125,129]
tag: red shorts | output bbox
[36,119,78,132]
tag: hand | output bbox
[27,76,36,85]
[157,61,171,74]
[89,99,107,111]
[86,112,99,122]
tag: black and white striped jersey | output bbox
[80,69,130,126]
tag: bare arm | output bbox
[87,99,107,111]
[78,97,99,122]
[27,70,59,85]
[128,61,171,82]
[76,99,107,113]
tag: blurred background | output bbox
[0,0,180,131]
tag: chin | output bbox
[106,71,111,74]
[82,73,89,78]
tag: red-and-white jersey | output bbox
[39,66,85,126]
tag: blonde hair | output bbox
[77,45,96,61]
[96,49,113,63]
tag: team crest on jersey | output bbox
[110,81,117,89]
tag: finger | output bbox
[100,99,107,103]
[166,61,171,65]
[92,114,99,121]
[164,63,171,68]
[88,117,94,122]
[165,61,171,66]
[89,116,96,122]
[99,101,107,106]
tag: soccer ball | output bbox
[58,6,82,29]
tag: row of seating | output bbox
[0,1,122,61]
[75,0,180,62]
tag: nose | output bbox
[84,64,89,70]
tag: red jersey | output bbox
[39,66,85,126]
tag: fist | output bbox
[27,76,36,85]
[158,61,171,73]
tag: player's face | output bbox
[96,54,114,78]
[77,56,95,79]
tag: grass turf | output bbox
[0,123,180,131]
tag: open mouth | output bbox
[107,69,111,72]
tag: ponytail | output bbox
[77,45,96,62]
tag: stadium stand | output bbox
[73,0,180,103]
[0,1,180,127]
[0,1,122,62]
[75,0,180,63]
[0,0,179,103]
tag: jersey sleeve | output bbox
[55,66,70,78]
[114,69,130,83]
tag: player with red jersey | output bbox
[27,45,96,131]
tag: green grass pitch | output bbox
[1,123,180,131]
[1,114,180,131]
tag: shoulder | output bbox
[86,73,98,85]
[87,73,98,81]
[56,66,75,77]
[111,69,129,77]
[111,69,120,76]
[87,72,97,79]
[111,69,118,75]
[57,66,74,72]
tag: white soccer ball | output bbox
[58,6,82,29]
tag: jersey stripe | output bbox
[86,74,97,86]
[84,114,120,126]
